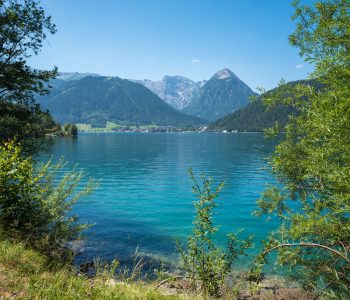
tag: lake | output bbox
[40,133,280,272]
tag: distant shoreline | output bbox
[77,130,266,134]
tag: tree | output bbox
[0,0,58,144]
[254,0,350,298]
[64,123,78,137]
[0,101,62,153]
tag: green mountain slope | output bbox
[209,79,323,132]
[38,76,205,127]
[209,99,297,132]
[183,68,256,121]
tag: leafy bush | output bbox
[0,141,94,259]
[178,169,252,298]
[254,0,350,298]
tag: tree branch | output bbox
[263,242,350,263]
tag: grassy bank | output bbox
[0,239,315,300]
[76,121,159,133]
[0,240,197,300]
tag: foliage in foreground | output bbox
[0,239,190,300]
[254,0,350,298]
[0,0,59,149]
[0,141,94,259]
[0,0,57,108]
[178,169,252,298]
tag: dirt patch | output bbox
[158,276,315,299]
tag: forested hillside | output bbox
[38,76,205,127]
[209,80,320,132]
[209,100,296,132]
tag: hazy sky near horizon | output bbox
[29,0,314,90]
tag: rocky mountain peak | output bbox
[212,68,235,80]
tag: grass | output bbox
[0,239,198,300]
[76,121,160,132]
[0,238,313,299]
[106,121,121,130]
[76,123,109,132]
[76,123,93,131]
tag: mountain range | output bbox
[37,68,256,127]
[38,76,204,127]
[136,69,256,122]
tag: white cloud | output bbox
[295,64,304,69]
[191,59,201,64]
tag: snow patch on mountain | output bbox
[213,68,235,80]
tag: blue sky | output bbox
[29,0,314,90]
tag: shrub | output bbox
[0,140,94,259]
[254,1,350,298]
[178,169,252,298]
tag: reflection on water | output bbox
[39,133,280,271]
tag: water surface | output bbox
[40,133,280,270]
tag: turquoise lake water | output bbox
[40,133,280,271]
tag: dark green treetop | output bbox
[0,0,59,147]
[0,0,57,108]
